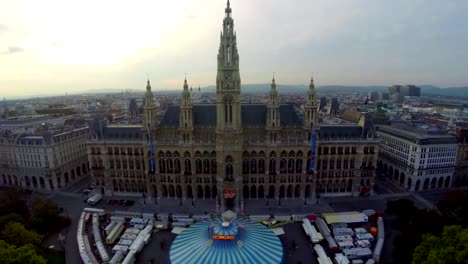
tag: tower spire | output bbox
[146,77,151,91]
[225,0,231,15]
[183,75,189,91]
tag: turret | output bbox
[267,76,280,128]
[304,75,318,129]
[143,78,158,128]
[179,77,194,144]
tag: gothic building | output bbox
[88,1,379,212]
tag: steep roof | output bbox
[318,125,363,139]
[159,104,302,128]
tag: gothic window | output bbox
[196,159,202,174]
[258,159,265,174]
[211,159,217,174]
[159,159,166,173]
[296,158,302,173]
[203,159,210,174]
[288,159,294,173]
[167,159,173,173]
[227,45,231,65]
[243,159,249,174]
[280,159,287,173]
[266,157,275,173]
[225,156,234,180]
[251,159,257,174]
[174,159,181,174]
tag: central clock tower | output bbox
[216,0,241,131]
[215,0,243,213]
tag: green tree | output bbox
[29,196,70,234]
[1,222,42,247]
[412,225,468,264]
[437,190,468,227]
[0,213,26,230]
[0,188,29,220]
[0,240,47,264]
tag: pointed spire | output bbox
[309,74,315,90]
[146,78,151,91]
[183,75,189,91]
[225,0,232,15]
[271,73,276,89]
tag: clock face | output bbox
[224,72,232,81]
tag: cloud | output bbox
[0,46,24,55]
[0,24,8,31]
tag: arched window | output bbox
[280,159,287,173]
[211,159,217,174]
[251,159,257,174]
[159,159,166,173]
[296,159,303,173]
[203,159,210,174]
[288,159,295,173]
[269,159,276,173]
[196,159,202,174]
[258,159,265,174]
[184,159,191,174]
[167,159,173,173]
[174,159,181,174]
[243,159,249,174]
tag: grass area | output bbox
[47,251,66,264]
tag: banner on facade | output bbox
[224,190,236,199]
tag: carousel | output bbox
[169,211,284,264]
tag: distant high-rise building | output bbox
[378,92,390,101]
[368,91,379,101]
[327,97,340,116]
[400,85,420,97]
[388,85,420,101]
[128,99,138,116]
[318,97,327,112]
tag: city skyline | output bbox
[1,0,468,98]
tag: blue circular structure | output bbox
[170,216,284,264]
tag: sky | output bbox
[1,0,468,98]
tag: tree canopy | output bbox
[1,222,42,248]
[412,225,468,264]
[0,240,47,264]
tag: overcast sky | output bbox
[1,0,468,98]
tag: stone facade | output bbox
[454,127,468,186]
[376,125,457,191]
[0,127,90,190]
[88,1,379,212]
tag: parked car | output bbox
[108,199,118,205]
